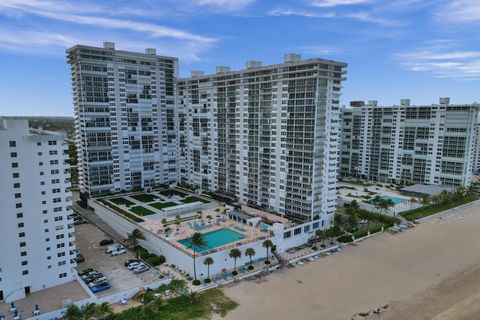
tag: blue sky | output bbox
[0,0,479,116]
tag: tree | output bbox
[203,257,214,281]
[128,228,145,247]
[350,200,360,213]
[229,248,242,274]
[347,214,358,230]
[190,232,207,284]
[409,197,417,209]
[421,194,431,207]
[382,199,395,215]
[325,228,336,245]
[262,239,273,264]
[79,303,97,320]
[64,304,81,320]
[439,190,451,205]
[245,248,256,268]
[95,302,113,319]
[371,195,382,213]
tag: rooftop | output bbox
[400,184,457,196]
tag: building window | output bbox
[59,273,67,278]
[21,261,28,266]
[17,213,23,218]
[22,270,29,275]
[12,162,18,168]
[16,203,22,208]
[20,251,27,256]
[10,152,17,158]
[283,231,291,239]
[9,141,16,147]
[17,222,24,228]
[19,232,25,238]
[15,193,21,198]
[13,173,19,178]
[19,242,26,247]
[14,183,20,188]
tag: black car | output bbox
[78,268,94,277]
[99,239,114,246]
[75,252,85,263]
[124,259,141,267]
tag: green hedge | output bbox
[133,245,166,266]
[401,195,479,221]
[98,199,144,223]
[355,209,401,227]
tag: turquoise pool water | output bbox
[178,228,245,252]
[382,195,407,205]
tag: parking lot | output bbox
[74,223,163,297]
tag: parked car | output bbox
[91,282,111,293]
[83,273,103,283]
[74,218,87,225]
[78,268,94,277]
[133,264,149,274]
[127,262,142,270]
[124,259,141,267]
[88,277,108,287]
[105,244,122,254]
[75,252,85,263]
[99,239,114,246]
[81,271,99,280]
[111,248,127,256]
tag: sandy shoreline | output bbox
[216,200,480,320]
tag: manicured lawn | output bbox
[130,206,156,216]
[109,197,135,207]
[401,195,479,221]
[130,193,159,203]
[150,201,178,210]
[181,196,210,204]
[97,199,144,223]
[160,189,188,198]
[106,288,238,320]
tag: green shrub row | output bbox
[97,199,144,223]
[133,245,166,266]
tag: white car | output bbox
[88,277,107,287]
[127,262,142,270]
[133,264,149,274]
[106,245,122,254]
[111,248,126,256]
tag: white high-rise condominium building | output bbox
[67,42,178,196]
[0,118,76,302]
[340,98,480,187]
[177,54,347,223]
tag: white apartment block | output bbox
[67,42,178,196]
[0,118,76,303]
[177,54,347,223]
[340,98,480,187]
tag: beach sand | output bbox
[217,201,480,320]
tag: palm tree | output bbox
[64,304,81,320]
[439,190,451,204]
[190,232,207,283]
[245,248,256,269]
[79,303,97,320]
[262,239,273,264]
[203,257,214,281]
[383,199,395,215]
[421,194,431,207]
[350,200,360,213]
[347,214,358,230]
[409,197,417,209]
[371,195,382,213]
[128,228,145,247]
[95,302,113,319]
[229,248,242,274]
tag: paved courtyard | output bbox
[0,281,89,319]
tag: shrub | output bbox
[248,265,254,270]
[264,260,271,265]
[337,235,353,243]
[192,279,201,286]
[204,278,211,284]
[232,271,238,276]
[311,246,318,251]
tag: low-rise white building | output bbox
[0,118,76,302]
[340,98,480,187]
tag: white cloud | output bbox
[309,0,374,7]
[192,0,255,11]
[396,44,480,80]
[436,0,480,23]
[269,7,336,18]
[269,7,398,25]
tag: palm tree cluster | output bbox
[415,186,475,208]
[370,196,395,215]
[64,302,113,320]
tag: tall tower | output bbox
[0,118,76,302]
[67,42,178,196]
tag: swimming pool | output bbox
[382,195,407,205]
[178,228,246,252]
